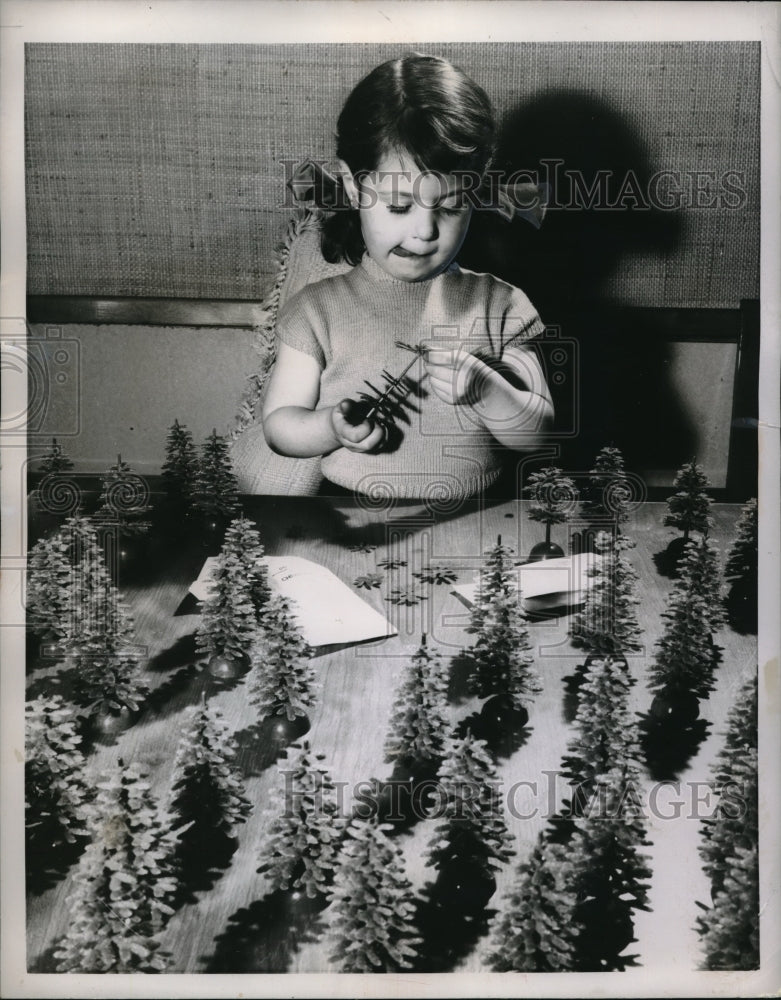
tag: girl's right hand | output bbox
[330,399,385,453]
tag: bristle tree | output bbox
[663,458,714,544]
[257,741,344,900]
[384,635,449,770]
[25,694,91,845]
[523,466,577,560]
[696,675,758,970]
[54,761,179,973]
[569,530,643,663]
[161,419,199,515]
[464,536,542,717]
[327,818,421,972]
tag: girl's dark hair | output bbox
[322,54,496,264]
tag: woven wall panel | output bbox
[25,42,759,307]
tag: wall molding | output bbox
[26,296,267,328]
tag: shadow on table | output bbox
[411,884,495,972]
[26,825,87,897]
[204,889,324,973]
[638,711,711,780]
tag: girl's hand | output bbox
[330,399,386,453]
[422,346,488,406]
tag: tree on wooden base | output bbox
[95,454,152,540]
[561,656,640,809]
[54,761,179,973]
[196,534,259,676]
[221,517,271,617]
[724,498,758,631]
[523,466,577,560]
[26,529,72,638]
[663,458,714,544]
[161,419,199,516]
[192,429,240,533]
[569,764,652,971]
[169,700,252,846]
[584,445,631,529]
[258,741,344,900]
[248,596,316,727]
[328,818,421,972]
[485,834,581,971]
[696,674,758,969]
[384,634,449,771]
[425,733,514,880]
[59,516,147,715]
[25,694,91,845]
[569,531,643,661]
[464,537,542,713]
[648,538,725,703]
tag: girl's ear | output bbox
[337,159,360,210]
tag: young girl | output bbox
[262,54,553,500]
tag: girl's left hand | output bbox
[422,346,489,406]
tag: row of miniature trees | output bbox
[31,425,241,548]
[26,514,147,729]
[48,696,253,973]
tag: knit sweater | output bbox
[276,253,546,500]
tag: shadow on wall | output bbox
[460,91,691,476]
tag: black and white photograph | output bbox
[1,2,779,997]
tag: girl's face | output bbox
[343,150,474,282]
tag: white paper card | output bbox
[190,555,397,648]
[452,553,599,612]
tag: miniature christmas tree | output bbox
[569,763,652,971]
[648,538,725,704]
[59,516,147,718]
[39,436,74,474]
[25,694,91,845]
[561,655,641,809]
[485,834,581,971]
[426,733,514,876]
[699,676,759,920]
[523,466,577,560]
[26,528,72,638]
[384,635,450,770]
[257,741,344,900]
[169,699,252,846]
[195,538,258,678]
[192,428,240,530]
[697,844,759,970]
[464,536,542,716]
[54,760,179,973]
[247,595,316,726]
[725,498,758,582]
[724,498,758,632]
[584,445,631,527]
[328,817,421,972]
[569,531,643,662]
[663,458,714,543]
[161,419,199,513]
[94,453,152,538]
[221,516,271,616]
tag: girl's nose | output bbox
[413,207,438,242]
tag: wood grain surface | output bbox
[25,498,757,974]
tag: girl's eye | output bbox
[441,205,465,216]
[387,204,411,215]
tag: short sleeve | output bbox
[499,284,546,354]
[276,287,329,369]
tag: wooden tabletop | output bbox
[26,498,757,975]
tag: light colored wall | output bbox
[27,323,258,474]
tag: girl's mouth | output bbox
[392,247,434,259]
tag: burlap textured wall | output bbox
[25,42,759,308]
